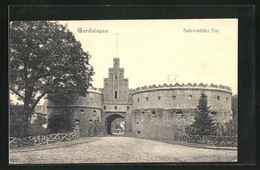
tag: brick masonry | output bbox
[47,58,233,138]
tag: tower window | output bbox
[226,97,228,102]
[158,96,161,100]
[75,119,80,124]
[188,95,192,99]
[176,109,183,114]
[115,106,117,110]
[80,109,84,113]
[172,95,176,100]
[115,91,117,99]
[146,97,149,101]
[217,96,220,101]
[115,75,117,79]
[127,106,129,110]
[137,98,140,102]
[211,111,217,115]
[104,106,106,110]
[93,110,96,113]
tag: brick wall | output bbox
[132,88,232,113]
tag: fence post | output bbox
[46,136,48,145]
[33,137,36,146]
[58,133,61,142]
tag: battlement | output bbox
[132,83,232,94]
[88,86,102,94]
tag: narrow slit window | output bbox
[115,106,117,110]
[146,97,149,101]
[158,96,161,100]
[211,111,217,115]
[176,109,183,114]
[115,91,117,99]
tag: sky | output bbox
[58,19,238,94]
[10,19,238,105]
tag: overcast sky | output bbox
[10,19,238,105]
[58,19,237,94]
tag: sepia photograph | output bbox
[9,19,238,164]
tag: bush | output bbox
[10,105,28,137]
[28,124,50,136]
[48,111,74,133]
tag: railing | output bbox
[174,134,237,147]
[9,130,78,148]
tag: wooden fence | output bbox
[9,130,78,148]
[174,134,237,147]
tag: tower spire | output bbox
[116,33,118,58]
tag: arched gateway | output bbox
[105,112,126,135]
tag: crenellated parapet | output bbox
[88,86,102,94]
[132,83,232,94]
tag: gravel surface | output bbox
[9,136,237,164]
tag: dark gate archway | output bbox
[106,114,125,135]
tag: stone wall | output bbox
[132,84,232,114]
[47,89,103,137]
[131,109,196,140]
[130,108,232,139]
[130,83,232,139]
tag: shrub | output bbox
[48,111,74,133]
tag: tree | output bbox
[10,21,94,135]
[10,104,25,137]
[231,94,238,124]
[191,92,216,135]
[226,94,238,136]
